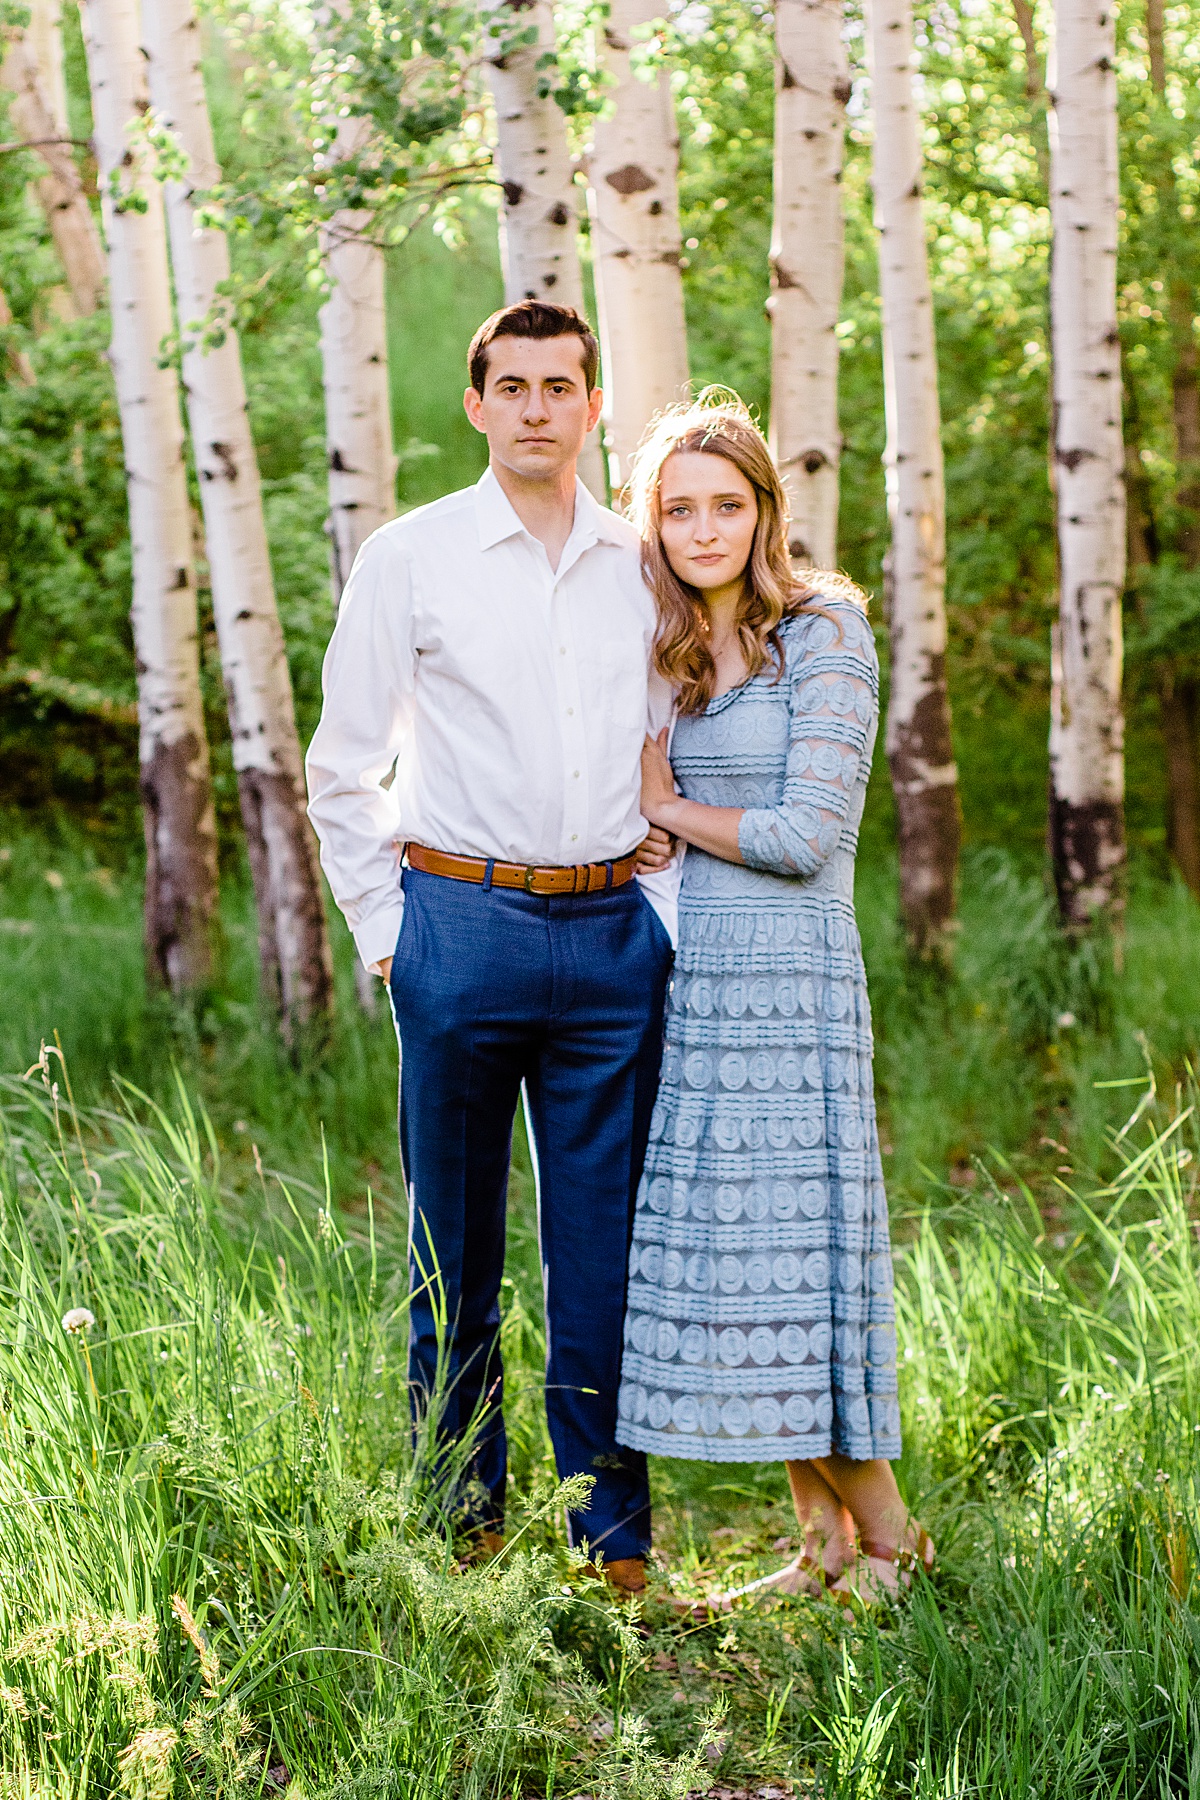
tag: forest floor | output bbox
[0,824,1197,1795]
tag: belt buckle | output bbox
[523,864,539,893]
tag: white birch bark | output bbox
[588,0,689,488]
[142,0,334,1026]
[866,0,960,956]
[317,102,397,607]
[1046,0,1125,925]
[316,0,398,604]
[769,0,849,570]
[481,0,606,498]
[78,0,218,990]
[2,4,106,316]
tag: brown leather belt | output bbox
[405,842,638,896]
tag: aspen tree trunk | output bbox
[142,0,334,1028]
[319,151,393,1010]
[78,0,218,991]
[314,2,395,1013]
[317,108,397,607]
[2,4,106,315]
[1010,0,1050,185]
[865,0,960,957]
[319,191,395,609]
[27,0,66,121]
[1046,0,1126,927]
[769,0,849,570]
[482,0,606,497]
[588,0,689,488]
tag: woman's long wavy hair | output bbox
[625,391,864,716]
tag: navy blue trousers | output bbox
[389,866,673,1562]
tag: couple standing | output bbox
[306,299,932,1606]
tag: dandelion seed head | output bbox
[62,1307,95,1334]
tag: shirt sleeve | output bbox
[737,604,878,880]
[305,530,417,972]
[633,661,683,947]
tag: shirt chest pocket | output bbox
[589,629,651,735]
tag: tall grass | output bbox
[3,826,1200,1793]
[0,1063,721,1797]
[849,1103,1200,1798]
[6,826,1200,1219]
[0,1051,1197,1793]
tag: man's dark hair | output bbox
[468,300,600,396]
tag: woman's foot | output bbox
[849,1525,936,1601]
[680,1549,851,1616]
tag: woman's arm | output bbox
[639,606,879,875]
[641,728,745,863]
[737,609,877,877]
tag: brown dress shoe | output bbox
[457,1529,506,1569]
[584,1556,647,1597]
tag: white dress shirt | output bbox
[306,467,681,971]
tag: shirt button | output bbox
[566,707,574,716]
[559,646,567,655]
[573,770,580,779]
[571,833,578,842]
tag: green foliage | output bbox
[206,0,488,252]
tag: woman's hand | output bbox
[640,726,747,865]
[641,728,683,830]
[635,823,676,873]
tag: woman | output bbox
[614,395,932,1603]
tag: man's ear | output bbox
[463,386,486,433]
[586,384,604,432]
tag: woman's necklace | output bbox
[699,613,739,663]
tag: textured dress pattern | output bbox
[615,599,901,1463]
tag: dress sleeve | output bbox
[737,604,878,879]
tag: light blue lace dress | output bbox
[615,598,901,1463]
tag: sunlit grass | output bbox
[2,825,1199,1792]
[0,1058,1197,1792]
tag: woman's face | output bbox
[657,451,759,596]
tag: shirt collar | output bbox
[473,464,626,552]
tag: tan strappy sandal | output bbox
[673,1552,853,1619]
[856,1528,936,1594]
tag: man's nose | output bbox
[522,392,550,422]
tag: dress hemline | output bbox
[615,1425,901,1464]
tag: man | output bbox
[306,300,679,1596]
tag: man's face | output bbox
[463,335,604,481]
